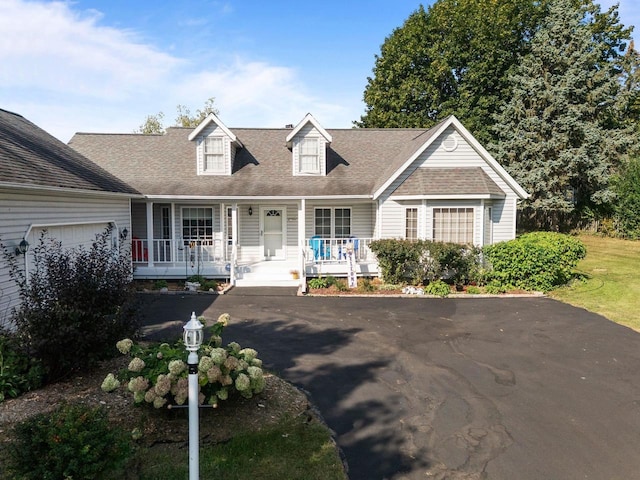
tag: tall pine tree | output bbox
[491,0,636,218]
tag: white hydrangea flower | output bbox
[153,396,167,409]
[216,388,229,401]
[116,338,133,355]
[154,374,171,397]
[168,359,186,376]
[101,373,120,392]
[128,357,145,372]
[228,342,241,354]
[235,373,250,392]
[217,313,230,327]
[207,365,222,383]
[239,348,258,362]
[210,348,227,365]
[198,356,214,372]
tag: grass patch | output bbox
[136,416,346,480]
[550,235,640,331]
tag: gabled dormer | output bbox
[188,113,243,176]
[286,113,332,176]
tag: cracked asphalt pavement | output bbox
[141,289,640,480]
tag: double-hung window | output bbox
[299,138,320,174]
[182,207,213,242]
[405,208,418,241]
[203,137,225,173]
[432,207,474,244]
[314,208,351,238]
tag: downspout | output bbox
[231,203,238,286]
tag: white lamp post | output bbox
[183,312,204,480]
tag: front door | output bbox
[261,207,285,259]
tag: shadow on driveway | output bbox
[138,290,640,480]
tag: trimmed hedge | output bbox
[368,239,480,286]
[483,232,586,292]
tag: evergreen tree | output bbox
[491,0,636,216]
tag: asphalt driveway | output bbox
[140,289,640,480]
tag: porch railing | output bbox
[132,238,225,264]
[305,237,373,264]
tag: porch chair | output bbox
[310,235,330,260]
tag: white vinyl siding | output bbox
[0,188,130,329]
[378,125,518,244]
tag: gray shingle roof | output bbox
[69,123,445,198]
[0,109,138,195]
[391,167,506,197]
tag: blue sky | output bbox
[0,0,637,142]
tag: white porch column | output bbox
[298,199,306,291]
[171,203,177,264]
[230,203,238,286]
[146,201,155,267]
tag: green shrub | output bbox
[7,403,132,480]
[153,279,168,290]
[369,239,481,286]
[369,239,422,284]
[466,285,482,295]
[425,280,451,297]
[200,279,219,291]
[187,274,206,284]
[308,277,329,289]
[105,313,265,408]
[357,278,375,292]
[0,332,44,402]
[483,232,586,292]
[334,279,349,291]
[2,226,140,382]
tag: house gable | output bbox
[286,113,332,177]
[373,116,529,201]
[188,113,243,176]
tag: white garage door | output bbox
[28,223,113,251]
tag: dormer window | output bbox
[189,112,243,176]
[299,138,320,174]
[204,137,224,173]
[286,113,332,177]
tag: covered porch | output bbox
[129,199,379,287]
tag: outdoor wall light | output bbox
[248,206,253,216]
[15,239,29,256]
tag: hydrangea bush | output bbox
[103,313,265,408]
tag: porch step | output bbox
[234,260,302,288]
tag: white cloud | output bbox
[0,0,352,141]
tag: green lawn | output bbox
[134,416,346,480]
[550,235,640,331]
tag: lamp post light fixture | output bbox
[183,312,204,480]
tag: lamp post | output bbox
[183,312,204,480]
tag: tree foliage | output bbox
[358,0,547,143]
[613,156,640,239]
[135,97,219,134]
[491,0,636,214]
[358,0,636,148]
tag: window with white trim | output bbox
[203,137,225,173]
[314,207,351,238]
[405,208,418,241]
[432,207,474,244]
[182,207,213,241]
[299,138,320,173]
